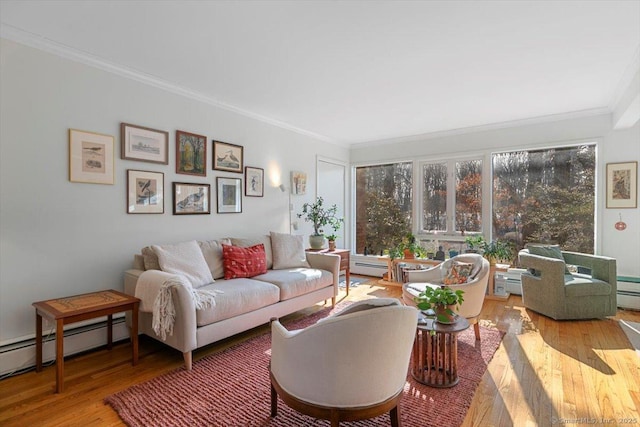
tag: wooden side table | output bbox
[32,289,140,393]
[306,248,350,294]
[411,315,470,387]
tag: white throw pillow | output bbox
[152,240,214,288]
[198,238,231,280]
[270,232,310,269]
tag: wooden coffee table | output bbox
[410,315,470,387]
[33,289,140,393]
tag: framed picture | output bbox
[217,177,242,213]
[291,171,307,195]
[245,166,264,197]
[173,182,211,215]
[606,161,637,208]
[121,123,169,164]
[69,128,115,184]
[213,140,243,173]
[127,170,164,214]
[176,130,207,176]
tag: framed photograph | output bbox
[173,182,211,215]
[121,123,169,164]
[245,166,264,197]
[217,177,242,213]
[213,140,243,173]
[127,170,164,214]
[291,171,307,195]
[176,130,207,176]
[69,128,115,184]
[606,161,637,208]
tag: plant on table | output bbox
[386,232,426,260]
[481,239,514,265]
[415,285,465,324]
[464,235,486,253]
[297,196,343,249]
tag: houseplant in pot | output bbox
[396,232,427,259]
[415,285,465,324]
[297,197,343,249]
[464,235,485,253]
[481,239,514,265]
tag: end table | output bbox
[306,248,351,294]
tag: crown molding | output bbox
[0,24,340,145]
[350,107,611,149]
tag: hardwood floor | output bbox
[1,278,639,426]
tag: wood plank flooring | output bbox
[1,278,639,426]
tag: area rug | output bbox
[105,304,504,427]
[338,275,367,289]
[620,320,640,357]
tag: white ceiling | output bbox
[1,0,639,146]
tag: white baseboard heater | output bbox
[618,276,640,310]
[351,257,386,277]
[0,315,129,377]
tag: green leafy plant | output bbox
[415,285,465,323]
[481,239,514,264]
[325,234,338,241]
[464,235,486,251]
[394,233,427,258]
[297,196,343,237]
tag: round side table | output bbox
[411,315,470,387]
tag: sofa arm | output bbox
[306,252,341,289]
[562,251,617,287]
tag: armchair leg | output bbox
[390,404,401,427]
[270,382,278,417]
[474,322,481,341]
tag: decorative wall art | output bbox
[606,161,637,208]
[173,182,211,215]
[291,171,307,195]
[176,130,206,176]
[68,128,115,184]
[127,170,164,214]
[217,177,242,213]
[244,166,264,197]
[121,123,169,164]
[213,140,243,173]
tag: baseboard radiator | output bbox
[352,257,387,277]
[0,315,129,377]
[618,276,640,310]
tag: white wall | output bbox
[351,114,640,277]
[0,38,348,344]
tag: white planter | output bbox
[309,235,325,249]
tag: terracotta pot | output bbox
[328,240,336,251]
[403,249,414,259]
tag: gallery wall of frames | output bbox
[69,123,266,216]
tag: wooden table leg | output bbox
[345,268,350,295]
[131,302,139,365]
[35,311,43,372]
[55,319,64,393]
[107,314,113,350]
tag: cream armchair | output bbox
[270,298,418,427]
[402,253,490,340]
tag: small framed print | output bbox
[213,140,243,173]
[173,182,211,215]
[127,170,164,214]
[245,166,264,197]
[121,123,169,164]
[606,161,637,208]
[176,130,207,176]
[291,171,307,195]
[69,128,115,184]
[217,177,242,213]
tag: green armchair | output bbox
[518,247,617,320]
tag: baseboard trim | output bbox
[0,317,130,377]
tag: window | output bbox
[492,144,595,253]
[355,162,412,255]
[421,159,482,234]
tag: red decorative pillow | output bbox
[222,244,267,279]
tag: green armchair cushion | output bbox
[528,244,571,274]
[565,274,612,297]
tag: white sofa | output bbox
[124,232,340,370]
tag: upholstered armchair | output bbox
[518,247,617,320]
[270,298,417,427]
[402,253,490,340]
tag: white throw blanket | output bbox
[135,270,220,340]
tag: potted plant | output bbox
[325,234,338,251]
[464,235,485,253]
[415,285,465,324]
[390,233,426,259]
[481,239,514,265]
[297,197,343,249]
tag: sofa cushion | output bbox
[270,231,310,269]
[564,274,612,297]
[253,268,332,301]
[196,279,280,326]
[231,236,273,269]
[152,240,214,288]
[222,244,268,279]
[199,238,231,280]
[141,246,160,270]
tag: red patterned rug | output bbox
[105,304,504,426]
